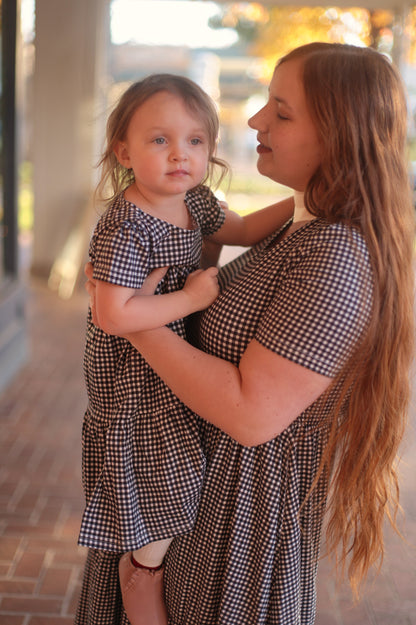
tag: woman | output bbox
[82,43,414,624]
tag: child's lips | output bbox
[168,169,189,177]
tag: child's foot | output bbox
[119,552,168,625]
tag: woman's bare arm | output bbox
[126,326,331,447]
[86,263,331,444]
[211,196,294,248]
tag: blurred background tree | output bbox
[209,2,400,82]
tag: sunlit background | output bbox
[111,1,239,47]
[17,0,416,243]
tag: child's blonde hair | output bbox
[95,74,229,203]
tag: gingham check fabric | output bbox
[77,218,373,625]
[79,186,225,553]
[165,220,372,625]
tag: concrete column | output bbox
[32,0,110,288]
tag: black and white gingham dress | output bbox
[76,218,373,625]
[78,186,225,553]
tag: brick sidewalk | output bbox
[0,280,415,624]
[0,281,88,625]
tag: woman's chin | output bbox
[256,159,270,177]
[256,162,278,183]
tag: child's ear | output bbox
[114,141,131,168]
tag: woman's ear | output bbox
[114,141,131,168]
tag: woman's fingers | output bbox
[84,262,99,324]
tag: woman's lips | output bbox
[256,143,272,154]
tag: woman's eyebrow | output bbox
[273,96,293,110]
[268,87,293,110]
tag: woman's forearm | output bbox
[240,195,294,246]
[128,327,250,440]
[210,196,294,248]
[127,326,331,446]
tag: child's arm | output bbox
[211,195,294,247]
[95,267,219,336]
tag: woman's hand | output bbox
[84,262,99,325]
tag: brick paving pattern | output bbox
[0,279,415,624]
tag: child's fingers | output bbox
[204,266,219,278]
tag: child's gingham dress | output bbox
[78,185,225,553]
[76,218,373,625]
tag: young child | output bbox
[78,74,293,625]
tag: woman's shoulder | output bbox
[299,217,365,242]
[292,218,370,266]
[314,217,366,241]
[285,220,373,303]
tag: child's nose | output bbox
[170,144,187,161]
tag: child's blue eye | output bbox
[190,138,202,145]
[154,137,166,144]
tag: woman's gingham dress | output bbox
[76,218,373,625]
[78,185,225,554]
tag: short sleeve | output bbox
[255,226,373,377]
[90,219,151,290]
[186,186,226,235]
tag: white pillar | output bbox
[32,0,110,286]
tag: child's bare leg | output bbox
[132,537,173,568]
[119,539,173,625]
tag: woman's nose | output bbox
[248,106,266,130]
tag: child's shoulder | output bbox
[91,194,154,249]
[185,184,217,205]
[185,185,226,233]
[94,193,153,236]
[185,185,222,217]
[99,193,140,226]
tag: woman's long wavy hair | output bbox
[95,74,228,204]
[279,43,415,595]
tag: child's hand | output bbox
[183,267,219,311]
